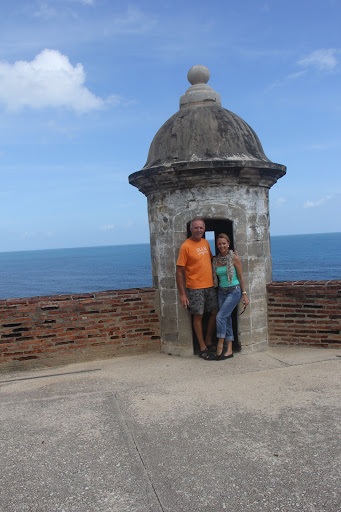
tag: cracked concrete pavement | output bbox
[1,346,340,512]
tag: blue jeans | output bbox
[216,286,242,341]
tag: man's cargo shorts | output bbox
[185,286,218,315]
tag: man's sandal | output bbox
[204,352,218,361]
[199,349,209,359]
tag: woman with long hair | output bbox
[210,233,249,360]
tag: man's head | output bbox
[190,218,205,241]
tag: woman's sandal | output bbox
[216,353,234,360]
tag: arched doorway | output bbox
[187,218,240,354]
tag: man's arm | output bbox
[176,265,189,308]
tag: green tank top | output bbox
[216,266,240,287]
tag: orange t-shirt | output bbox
[177,238,214,289]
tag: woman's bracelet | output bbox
[242,291,247,295]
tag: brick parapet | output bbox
[267,280,341,349]
[1,281,340,369]
[0,288,160,370]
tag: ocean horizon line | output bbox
[1,233,339,300]
[1,231,341,256]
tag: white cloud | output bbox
[303,195,332,208]
[46,120,76,139]
[267,70,306,91]
[298,49,340,71]
[100,224,115,231]
[33,3,58,19]
[21,230,54,240]
[0,49,117,113]
[287,70,306,80]
[110,6,157,34]
[274,197,287,208]
[305,141,341,151]
[123,220,134,229]
[34,0,94,18]
[268,49,339,91]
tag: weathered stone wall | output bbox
[129,66,286,357]
[0,288,160,371]
[1,282,339,370]
[148,183,272,355]
[267,281,341,348]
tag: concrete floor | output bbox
[1,346,340,512]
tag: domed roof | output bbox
[129,66,286,194]
[144,105,269,169]
[143,65,270,170]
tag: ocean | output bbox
[0,233,340,300]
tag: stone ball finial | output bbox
[187,65,210,85]
[180,65,221,108]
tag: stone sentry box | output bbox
[129,65,286,355]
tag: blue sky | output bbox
[0,0,340,252]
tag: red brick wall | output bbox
[1,281,340,369]
[0,288,160,370]
[267,281,341,349]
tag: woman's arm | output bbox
[233,254,249,306]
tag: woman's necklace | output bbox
[217,251,229,265]
[213,250,234,287]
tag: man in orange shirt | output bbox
[176,218,218,358]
